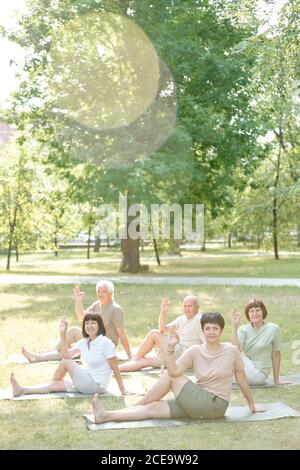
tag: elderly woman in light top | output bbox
[91,313,262,424]
[231,299,289,386]
[10,314,127,397]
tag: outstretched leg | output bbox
[92,394,170,424]
[22,346,61,363]
[119,356,162,372]
[21,327,82,363]
[10,372,67,397]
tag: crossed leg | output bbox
[92,373,189,423]
[119,329,165,372]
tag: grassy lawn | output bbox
[1,250,300,278]
[0,283,300,449]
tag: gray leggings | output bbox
[167,380,228,419]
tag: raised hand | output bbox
[60,317,68,334]
[73,285,85,303]
[160,297,171,315]
[231,308,241,327]
[168,326,180,348]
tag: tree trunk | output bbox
[200,238,206,252]
[94,236,100,252]
[87,225,92,259]
[6,235,13,271]
[120,238,144,272]
[272,195,279,260]
[6,207,18,271]
[153,238,161,266]
[15,244,19,262]
[272,147,281,260]
[119,212,148,272]
[297,224,300,248]
[257,236,261,250]
[54,234,58,257]
[228,232,232,248]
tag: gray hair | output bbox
[183,295,199,309]
[96,280,115,297]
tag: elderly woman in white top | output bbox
[91,313,262,424]
[231,298,289,386]
[10,313,126,397]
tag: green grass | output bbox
[2,250,300,278]
[0,283,300,449]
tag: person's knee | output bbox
[50,380,63,391]
[148,329,161,340]
[60,358,73,367]
[66,327,82,345]
[145,401,161,417]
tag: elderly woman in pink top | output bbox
[91,312,262,424]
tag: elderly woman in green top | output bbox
[231,299,289,386]
[91,312,263,425]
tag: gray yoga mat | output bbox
[4,353,81,365]
[0,390,115,400]
[232,373,300,389]
[0,378,146,401]
[84,401,300,430]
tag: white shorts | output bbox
[64,365,106,395]
[241,353,268,385]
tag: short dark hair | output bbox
[245,299,267,321]
[201,312,225,330]
[82,313,106,338]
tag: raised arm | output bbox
[235,369,264,414]
[231,308,242,351]
[59,318,80,359]
[73,285,86,321]
[159,297,171,333]
[165,329,187,377]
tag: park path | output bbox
[2,250,300,267]
[0,274,300,286]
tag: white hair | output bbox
[183,295,199,308]
[96,280,115,297]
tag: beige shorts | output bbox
[64,365,105,395]
[168,380,228,419]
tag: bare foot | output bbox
[22,346,37,363]
[10,373,23,397]
[92,394,109,423]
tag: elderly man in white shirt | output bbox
[119,295,204,372]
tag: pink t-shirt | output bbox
[176,342,244,401]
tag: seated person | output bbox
[22,280,132,363]
[11,314,127,397]
[119,295,204,372]
[91,312,263,424]
[231,298,289,385]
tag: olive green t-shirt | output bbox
[237,322,281,376]
[86,300,124,346]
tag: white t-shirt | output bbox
[76,335,116,388]
[168,312,204,348]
